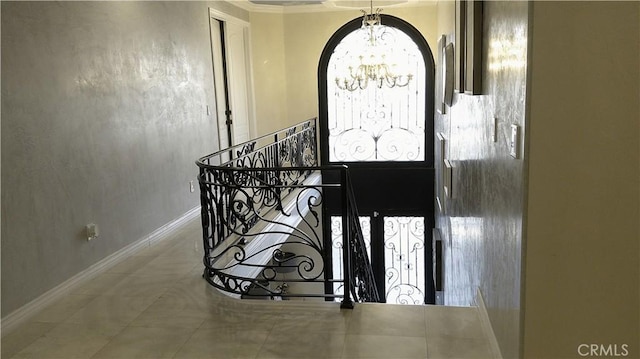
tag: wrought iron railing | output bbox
[196,118,379,307]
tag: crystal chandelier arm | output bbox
[334,1,413,92]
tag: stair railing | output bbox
[196,118,379,306]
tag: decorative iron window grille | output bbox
[384,216,426,305]
[327,24,426,162]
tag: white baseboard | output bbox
[1,206,200,336]
[476,288,504,359]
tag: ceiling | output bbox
[248,0,326,6]
[236,0,435,13]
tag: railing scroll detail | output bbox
[196,118,379,305]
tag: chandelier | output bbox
[335,2,413,92]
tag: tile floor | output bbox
[1,218,494,359]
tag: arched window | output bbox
[327,24,425,162]
[318,15,435,167]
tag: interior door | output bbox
[210,18,231,150]
[209,10,253,150]
[224,21,252,145]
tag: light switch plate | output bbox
[509,124,520,159]
[443,159,454,198]
[491,117,498,142]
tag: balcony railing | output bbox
[196,118,379,307]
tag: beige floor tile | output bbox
[91,326,196,359]
[64,295,156,335]
[100,273,182,298]
[103,255,156,274]
[141,275,219,312]
[173,328,268,359]
[135,237,185,257]
[348,303,426,337]
[3,217,494,359]
[425,305,486,340]
[200,306,278,332]
[0,322,56,359]
[426,335,493,359]
[128,306,210,329]
[70,273,128,296]
[257,331,345,359]
[274,306,352,333]
[157,236,202,260]
[132,255,200,277]
[275,300,343,310]
[11,323,113,359]
[187,262,207,276]
[342,334,427,358]
[53,320,124,339]
[28,294,96,324]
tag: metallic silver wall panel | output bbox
[1,1,221,316]
[435,2,529,358]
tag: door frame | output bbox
[318,15,436,304]
[208,8,257,149]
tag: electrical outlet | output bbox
[86,223,99,241]
[189,180,195,193]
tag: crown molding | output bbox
[229,0,436,14]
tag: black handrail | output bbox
[344,170,380,304]
[195,118,379,305]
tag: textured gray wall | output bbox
[1,1,231,316]
[435,2,528,358]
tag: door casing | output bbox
[208,8,256,150]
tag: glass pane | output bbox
[327,25,426,162]
[331,216,371,299]
[383,216,425,305]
